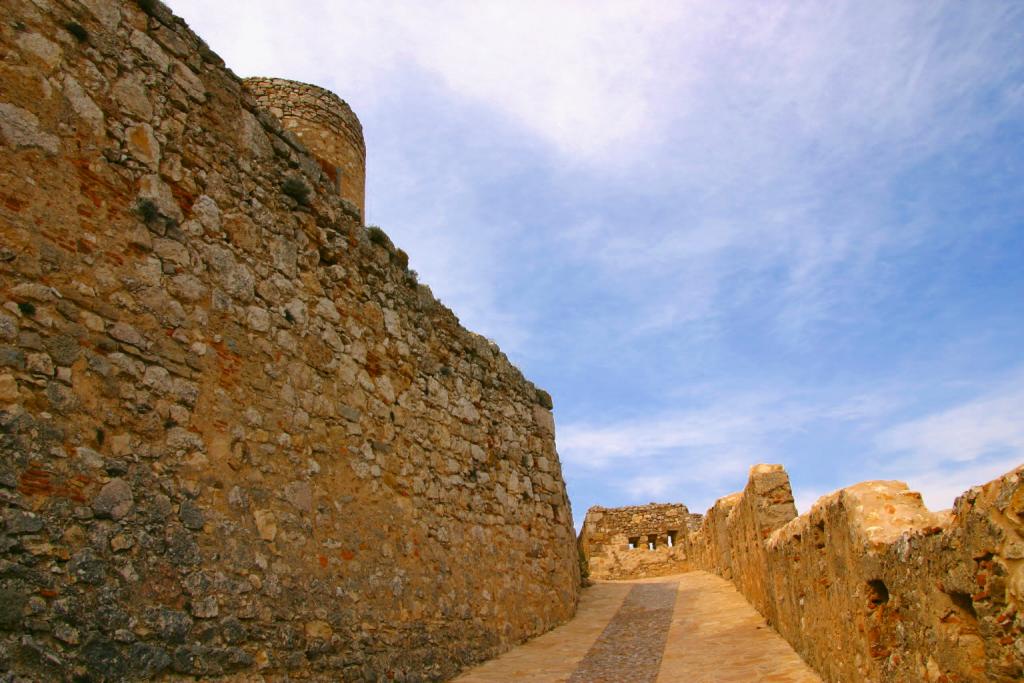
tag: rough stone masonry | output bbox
[580,465,1024,682]
[0,0,580,680]
[578,503,693,580]
[243,78,366,221]
[687,463,1024,682]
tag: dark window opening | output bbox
[867,579,890,608]
[667,530,677,548]
[647,534,657,551]
[948,591,977,620]
[627,536,640,550]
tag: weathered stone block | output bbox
[91,478,133,521]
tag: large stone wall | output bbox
[578,503,691,580]
[243,77,366,222]
[689,464,1024,682]
[0,0,579,680]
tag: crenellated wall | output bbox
[578,503,691,580]
[0,0,578,680]
[689,464,1024,682]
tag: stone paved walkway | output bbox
[454,571,821,683]
[567,582,676,683]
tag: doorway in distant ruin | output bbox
[667,530,677,547]
[628,536,640,550]
[647,534,657,550]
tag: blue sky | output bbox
[169,1,1024,521]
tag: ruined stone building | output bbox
[0,0,579,679]
[578,503,691,580]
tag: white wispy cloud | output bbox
[169,0,691,162]
[558,385,906,470]
[549,2,1021,345]
[898,457,1024,513]
[875,372,1024,509]
[166,0,1024,520]
[170,0,1023,351]
[171,2,1022,164]
[558,390,853,511]
[877,381,1024,465]
[563,377,1024,515]
[356,158,536,355]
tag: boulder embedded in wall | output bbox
[126,123,160,168]
[0,102,59,154]
[91,478,134,521]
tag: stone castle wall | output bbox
[688,464,1024,682]
[0,0,578,680]
[243,77,366,222]
[579,503,691,580]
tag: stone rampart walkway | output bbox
[454,571,821,683]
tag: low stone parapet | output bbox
[690,464,1024,682]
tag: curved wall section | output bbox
[0,3,578,680]
[244,77,366,221]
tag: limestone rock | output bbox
[91,478,133,520]
[108,321,146,348]
[253,510,277,542]
[305,620,332,640]
[0,102,59,154]
[0,374,19,401]
[62,75,104,132]
[178,500,205,530]
[126,123,160,168]
[112,73,153,120]
[138,173,183,223]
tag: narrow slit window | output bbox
[628,536,640,550]
[647,534,657,551]
[667,530,677,548]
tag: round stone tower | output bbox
[244,77,366,221]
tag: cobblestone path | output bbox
[567,583,676,683]
[454,571,821,683]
